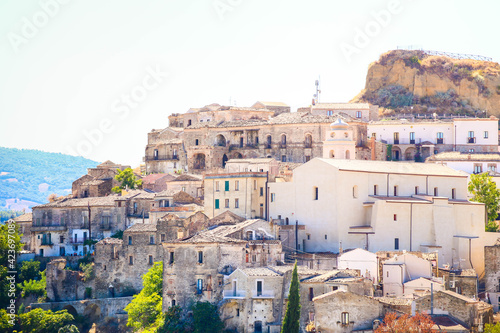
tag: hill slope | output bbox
[352,50,500,117]
[0,147,98,211]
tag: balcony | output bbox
[40,240,53,246]
[145,155,179,162]
[223,290,246,299]
[394,138,422,145]
[252,290,275,298]
[70,238,87,244]
[437,138,444,144]
[467,137,476,144]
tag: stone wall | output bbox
[45,259,89,302]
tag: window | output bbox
[224,199,229,208]
[281,155,286,162]
[437,132,444,144]
[254,180,257,190]
[434,187,438,196]
[215,181,220,191]
[309,287,314,301]
[235,198,239,208]
[409,132,415,144]
[235,180,239,191]
[305,155,311,162]
[373,185,378,195]
[266,135,272,148]
[393,186,398,196]
[172,300,176,307]
[484,131,489,139]
[325,234,327,240]
[169,252,174,264]
[148,255,153,265]
[327,110,333,116]
[305,134,313,148]
[394,214,397,221]
[252,255,257,262]
[59,235,64,243]
[224,181,229,191]
[133,202,138,214]
[271,193,275,202]
[60,216,65,225]
[341,312,350,326]
[307,234,311,240]
[474,164,483,174]
[393,132,399,144]
[129,256,134,265]
[215,199,219,209]
[371,132,376,139]
[488,164,497,172]
[313,187,319,200]
[415,186,419,195]
[198,251,203,264]
[239,137,244,147]
[468,131,475,143]
[161,234,166,242]
[195,139,199,146]
[352,185,358,198]
[128,236,132,245]
[394,238,399,250]
[150,235,155,245]
[236,309,240,317]
[259,187,263,196]
[281,134,287,147]
[356,111,362,118]
[256,280,263,296]
[196,279,203,294]
[452,188,456,200]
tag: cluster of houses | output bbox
[14,100,500,332]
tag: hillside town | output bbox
[8,98,500,332]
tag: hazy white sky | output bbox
[0,0,498,166]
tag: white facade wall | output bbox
[337,249,378,283]
[454,119,498,146]
[269,158,493,273]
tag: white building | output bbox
[368,117,499,161]
[382,253,432,297]
[337,248,378,284]
[426,151,500,175]
[268,158,496,273]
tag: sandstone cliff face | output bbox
[353,50,500,117]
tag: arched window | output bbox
[305,134,312,148]
[281,134,287,148]
[345,150,350,159]
[266,135,272,149]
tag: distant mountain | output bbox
[0,147,98,211]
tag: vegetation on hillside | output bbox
[0,147,98,209]
[355,50,500,117]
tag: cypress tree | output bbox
[281,261,301,333]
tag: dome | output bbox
[330,118,349,129]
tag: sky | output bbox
[0,0,499,167]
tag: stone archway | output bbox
[231,152,243,159]
[63,305,78,318]
[405,147,417,161]
[84,303,101,323]
[215,134,226,147]
[193,153,206,169]
[391,147,401,161]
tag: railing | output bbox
[40,240,53,246]
[32,225,67,231]
[223,290,246,298]
[70,238,87,244]
[279,143,287,149]
[145,155,179,162]
[468,137,476,144]
[437,138,444,144]
[394,138,422,145]
[252,290,275,298]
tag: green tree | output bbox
[157,306,186,333]
[191,301,223,333]
[112,168,142,193]
[0,223,23,308]
[468,173,500,231]
[124,261,163,332]
[281,261,301,333]
[19,260,41,282]
[58,324,80,333]
[19,270,46,298]
[0,309,14,331]
[485,323,500,333]
[19,308,74,333]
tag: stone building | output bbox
[142,173,176,192]
[414,290,493,331]
[14,213,33,251]
[164,174,203,198]
[145,101,376,174]
[438,268,478,299]
[149,190,204,221]
[204,171,268,219]
[161,219,282,314]
[312,290,383,333]
[484,243,500,311]
[299,102,379,122]
[72,160,130,198]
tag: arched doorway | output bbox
[215,134,226,147]
[193,153,206,169]
[222,154,228,168]
[391,147,401,161]
[305,134,312,148]
[405,147,417,161]
[232,152,243,159]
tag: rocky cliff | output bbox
[352,50,500,117]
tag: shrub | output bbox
[79,263,95,282]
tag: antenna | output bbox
[313,76,321,105]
